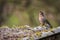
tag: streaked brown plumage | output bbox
[39,11,52,28]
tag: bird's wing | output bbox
[45,20,52,28]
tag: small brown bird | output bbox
[39,11,52,29]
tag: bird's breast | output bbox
[39,16,46,23]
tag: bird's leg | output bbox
[40,23,45,27]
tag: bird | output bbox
[39,11,52,29]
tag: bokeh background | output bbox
[0,0,60,27]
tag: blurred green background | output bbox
[0,0,60,27]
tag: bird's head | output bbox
[39,11,44,16]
